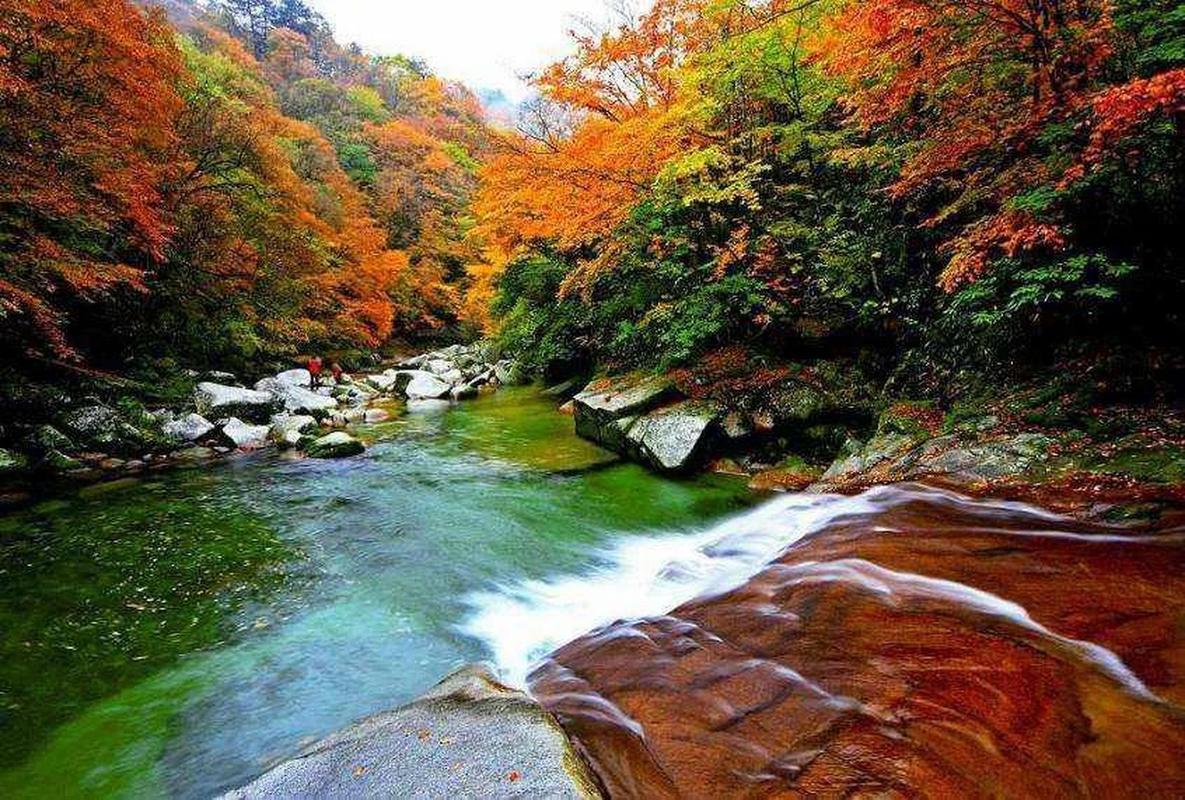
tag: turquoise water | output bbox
[0,388,753,798]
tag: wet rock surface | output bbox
[224,665,600,800]
[530,485,1185,799]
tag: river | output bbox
[5,388,1184,799]
[0,388,754,798]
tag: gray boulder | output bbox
[255,378,338,417]
[218,418,271,450]
[59,405,156,454]
[162,413,215,444]
[426,358,456,376]
[195,383,279,424]
[221,664,599,800]
[24,425,75,456]
[305,432,365,459]
[270,414,317,447]
[625,401,722,473]
[275,368,312,388]
[573,373,677,449]
[365,373,400,392]
[403,371,452,400]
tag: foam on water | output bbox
[460,488,900,685]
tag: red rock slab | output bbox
[531,488,1185,799]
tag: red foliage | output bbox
[0,0,187,356]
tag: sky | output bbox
[305,0,640,103]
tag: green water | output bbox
[0,388,753,798]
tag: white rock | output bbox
[255,377,338,416]
[220,418,270,450]
[163,413,215,443]
[194,383,279,423]
[403,371,451,400]
[366,373,399,392]
[276,369,312,387]
[270,414,316,445]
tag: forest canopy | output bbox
[1,0,1182,399]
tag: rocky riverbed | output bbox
[0,344,527,498]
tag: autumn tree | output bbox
[0,0,186,359]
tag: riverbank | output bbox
[0,344,528,507]
[0,386,752,797]
[562,353,1185,522]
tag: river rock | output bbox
[624,401,722,473]
[221,664,599,800]
[195,383,279,424]
[333,383,377,406]
[270,414,317,447]
[59,405,156,455]
[42,449,84,472]
[23,425,75,456]
[365,373,400,392]
[162,413,215,444]
[0,448,28,475]
[573,373,677,449]
[304,432,365,459]
[275,368,312,388]
[426,358,456,376]
[403,371,452,400]
[255,378,338,417]
[218,418,270,450]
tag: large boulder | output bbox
[624,401,722,473]
[402,371,452,400]
[365,373,400,392]
[195,383,279,424]
[59,404,158,455]
[275,368,312,388]
[221,664,599,800]
[23,425,75,457]
[218,418,270,450]
[162,413,215,444]
[270,413,317,442]
[304,431,365,459]
[255,377,338,418]
[573,373,677,449]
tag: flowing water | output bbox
[0,388,755,798]
[5,388,1185,799]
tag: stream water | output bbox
[0,388,755,798]
[8,387,1183,798]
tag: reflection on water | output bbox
[0,388,753,798]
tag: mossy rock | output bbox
[0,448,29,475]
[1090,445,1185,485]
[42,449,84,473]
[304,432,365,459]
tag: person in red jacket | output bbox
[308,355,324,389]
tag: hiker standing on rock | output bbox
[308,355,324,389]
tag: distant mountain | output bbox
[476,88,519,128]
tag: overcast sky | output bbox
[305,0,639,102]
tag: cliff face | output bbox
[530,485,1185,798]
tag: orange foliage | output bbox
[815,0,1116,289]
[0,0,186,356]
[476,0,717,259]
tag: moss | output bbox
[1090,445,1185,484]
[879,401,941,439]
